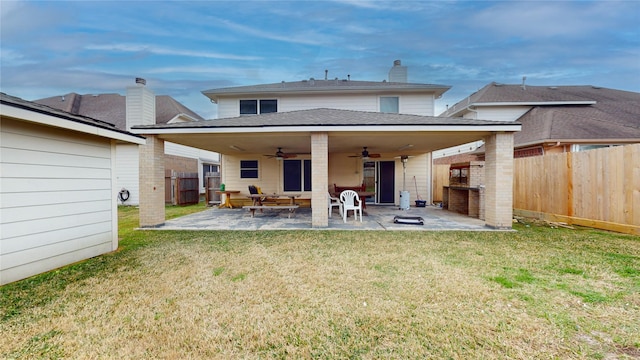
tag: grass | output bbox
[1,206,639,359]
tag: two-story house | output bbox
[200,60,450,206]
[131,61,521,229]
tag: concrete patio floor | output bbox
[152,204,499,231]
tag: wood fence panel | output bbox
[514,144,640,234]
[432,164,450,203]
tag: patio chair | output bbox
[340,190,362,223]
[328,192,343,218]
[248,185,276,205]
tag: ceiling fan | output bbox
[263,147,298,159]
[348,147,381,159]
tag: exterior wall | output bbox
[394,153,431,205]
[1,118,117,285]
[464,106,531,121]
[115,144,140,205]
[220,154,312,201]
[216,92,437,118]
[164,154,198,173]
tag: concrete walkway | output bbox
[153,204,496,231]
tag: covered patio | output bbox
[151,204,491,231]
[131,109,520,229]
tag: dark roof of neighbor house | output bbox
[0,92,145,139]
[133,108,519,130]
[440,83,640,146]
[202,79,451,102]
[34,93,204,130]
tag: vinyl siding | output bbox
[115,144,140,205]
[465,106,531,121]
[1,118,116,285]
[215,93,437,118]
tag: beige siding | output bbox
[1,118,116,285]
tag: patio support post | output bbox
[139,134,165,227]
[484,132,514,229]
[311,132,329,227]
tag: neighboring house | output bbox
[440,82,640,158]
[0,93,145,285]
[131,61,521,230]
[35,80,220,204]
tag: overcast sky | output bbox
[1,0,639,119]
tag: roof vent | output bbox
[135,77,146,86]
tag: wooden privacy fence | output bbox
[165,170,200,205]
[431,144,639,234]
[513,144,640,235]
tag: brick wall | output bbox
[484,132,514,229]
[311,132,328,227]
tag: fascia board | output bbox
[131,124,522,135]
[473,101,596,106]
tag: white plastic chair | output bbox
[328,192,343,218]
[340,190,362,223]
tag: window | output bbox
[202,163,219,187]
[240,160,258,179]
[449,164,469,185]
[240,99,277,115]
[380,96,399,113]
[283,159,311,192]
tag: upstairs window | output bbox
[380,96,399,113]
[240,99,278,115]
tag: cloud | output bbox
[84,44,262,61]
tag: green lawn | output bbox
[1,205,639,359]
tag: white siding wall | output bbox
[1,118,117,285]
[215,93,437,118]
[115,144,140,205]
[464,106,531,121]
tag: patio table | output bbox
[215,190,240,208]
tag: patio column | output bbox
[139,134,165,227]
[484,132,514,229]
[311,132,329,227]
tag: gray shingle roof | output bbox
[1,92,143,139]
[133,108,519,130]
[34,93,204,131]
[202,79,451,101]
[441,83,640,145]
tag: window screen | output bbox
[380,97,399,113]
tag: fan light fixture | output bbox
[362,147,370,160]
[276,147,285,160]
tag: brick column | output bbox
[139,135,165,227]
[484,132,514,229]
[311,132,329,227]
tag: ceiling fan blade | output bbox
[369,153,381,158]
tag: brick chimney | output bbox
[126,78,155,130]
[388,59,407,83]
